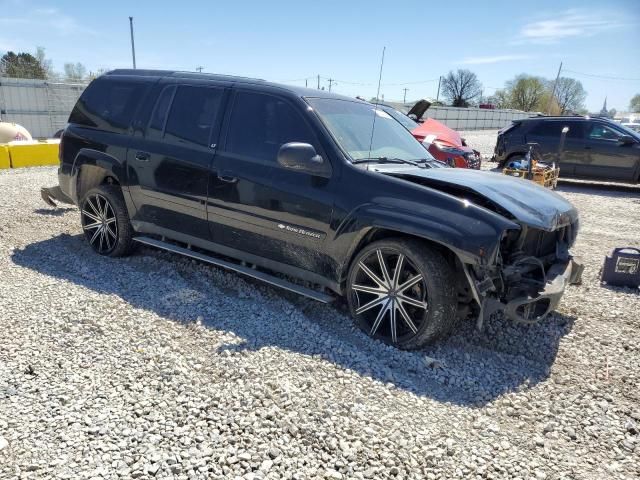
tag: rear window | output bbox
[69,77,148,132]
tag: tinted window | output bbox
[587,123,622,141]
[226,92,316,162]
[529,121,583,138]
[147,86,175,138]
[69,77,147,131]
[164,86,224,146]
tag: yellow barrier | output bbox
[0,145,10,169]
[6,141,60,168]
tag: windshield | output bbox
[307,98,433,162]
[379,106,419,130]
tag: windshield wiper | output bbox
[352,157,424,167]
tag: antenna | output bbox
[367,46,386,162]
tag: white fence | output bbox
[427,106,535,130]
[0,77,87,138]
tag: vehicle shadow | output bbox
[11,233,575,407]
[33,207,76,217]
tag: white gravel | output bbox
[1,166,639,480]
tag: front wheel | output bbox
[346,239,458,350]
[80,185,136,257]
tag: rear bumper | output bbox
[503,256,584,324]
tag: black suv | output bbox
[46,69,583,349]
[494,116,640,183]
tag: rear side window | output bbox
[226,91,316,162]
[69,77,147,131]
[164,86,224,146]
[529,121,583,138]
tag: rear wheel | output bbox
[346,239,458,350]
[80,185,135,257]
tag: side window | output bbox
[69,78,147,131]
[146,86,175,139]
[164,86,224,146]
[530,121,583,139]
[588,123,622,141]
[226,91,316,162]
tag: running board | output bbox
[133,236,334,303]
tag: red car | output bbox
[379,102,481,169]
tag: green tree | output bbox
[0,51,47,79]
[630,94,640,113]
[487,89,510,109]
[441,69,482,107]
[506,75,546,112]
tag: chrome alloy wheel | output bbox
[350,248,429,344]
[81,193,118,254]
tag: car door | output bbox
[127,82,228,239]
[206,89,336,276]
[526,120,584,176]
[576,122,640,181]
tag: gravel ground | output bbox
[1,166,639,480]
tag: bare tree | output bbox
[35,47,56,79]
[553,77,587,114]
[64,62,87,81]
[507,75,546,112]
[441,69,482,107]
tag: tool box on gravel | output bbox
[601,248,640,288]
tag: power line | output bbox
[562,69,640,82]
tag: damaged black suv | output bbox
[44,69,583,350]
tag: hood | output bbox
[378,166,578,231]
[412,118,464,148]
[407,99,431,120]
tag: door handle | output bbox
[217,173,238,183]
[135,151,150,161]
[584,146,592,150]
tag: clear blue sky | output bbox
[1,0,639,112]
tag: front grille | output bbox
[519,221,577,259]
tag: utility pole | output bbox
[196,66,204,73]
[129,17,137,69]
[305,78,308,88]
[436,76,442,102]
[317,74,320,90]
[402,88,409,104]
[328,78,335,92]
[547,61,563,114]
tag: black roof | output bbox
[519,115,615,122]
[105,69,360,102]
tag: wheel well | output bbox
[342,228,458,286]
[76,165,120,201]
[506,151,526,161]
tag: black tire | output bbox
[79,184,136,257]
[346,238,458,350]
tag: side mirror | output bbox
[618,135,636,145]
[277,142,330,176]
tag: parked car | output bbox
[377,104,481,169]
[494,116,640,183]
[46,69,583,349]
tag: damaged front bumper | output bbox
[465,255,584,327]
[502,256,583,324]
